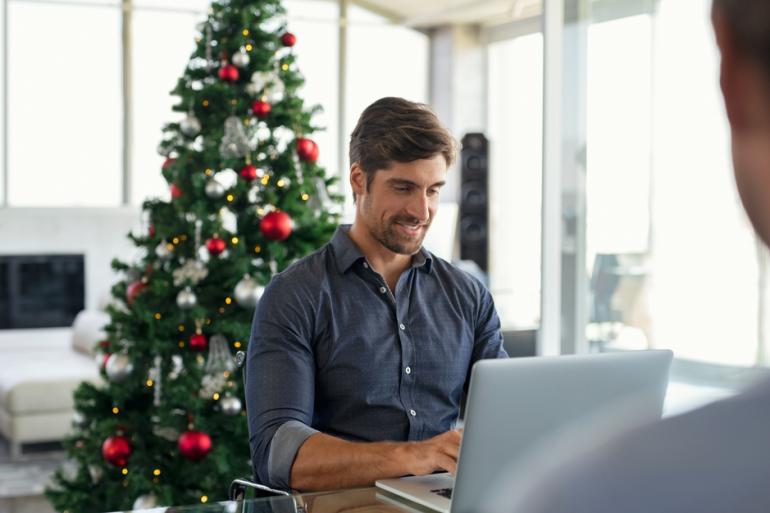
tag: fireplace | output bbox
[0,254,85,329]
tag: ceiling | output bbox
[351,0,542,28]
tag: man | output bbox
[486,1,770,512]
[245,97,507,492]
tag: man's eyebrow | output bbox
[386,178,446,188]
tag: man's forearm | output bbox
[289,432,413,491]
[289,429,462,491]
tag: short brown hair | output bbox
[349,97,456,196]
[713,0,770,76]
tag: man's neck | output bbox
[347,221,413,291]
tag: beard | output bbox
[362,199,431,255]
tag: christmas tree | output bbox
[46,1,340,511]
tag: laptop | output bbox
[376,350,673,513]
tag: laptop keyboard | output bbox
[430,488,453,499]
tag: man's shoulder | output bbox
[427,252,489,297]
[267,244,333,294]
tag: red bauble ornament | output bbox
[170,183,183,199]
[260,210,293,241]
[218,64,240,82]
[240,164,258,182]
[296,137,319,163]
[206,236,227,256]
[162,157,176,170]
[148,224,156,238]
[126,280,147,305]
[251,100,272,118]
[178,431,212,462]
[189,333,208,351]
[102,435,132,467]
[281,32,297,47]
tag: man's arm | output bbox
[290,429,463,491]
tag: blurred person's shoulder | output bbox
[491,377,770,513]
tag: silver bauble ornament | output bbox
[180,114,202,137]
[232,50,250,68]
[133,494,159,510]
[220,396,242,416]
[155,241,173,260]
[205,179,226,199]
[176,287,197,310]
[234,275,264,308]
[105,353,134,383]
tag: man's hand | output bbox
[290,429,464,491]
[403,429,464,476]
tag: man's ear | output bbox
[714,7,748,131]
[350,163,366,199]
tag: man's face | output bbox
[353,155,447,255]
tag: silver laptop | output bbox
[376,350,673,513]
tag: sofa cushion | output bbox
[0,349,100,414]
[71,310,110,355]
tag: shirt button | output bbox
[399,323,406,331]
[379,286,387,294]
[405,366,411,374]
[410,409,417,417]
[363,262,369,269]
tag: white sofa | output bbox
[0,310,108,458]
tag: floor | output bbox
[0,439,60,513]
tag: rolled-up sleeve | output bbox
[245,273,318,490]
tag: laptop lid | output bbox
[449,350,673,513]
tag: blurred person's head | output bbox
[713,0,770,244]
[348,97,456,255]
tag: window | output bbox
[584,0,759,366]
[487,33,543,329]
[132,5,202,204]
[8,1,121,206]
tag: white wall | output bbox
[0,208,141,312]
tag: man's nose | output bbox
[406,192,430,222]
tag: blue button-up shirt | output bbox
[246,225,507,489]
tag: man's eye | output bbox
[394,186,410,193]
[428,189,440,196]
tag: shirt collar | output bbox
[330,224,433,275]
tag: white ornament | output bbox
[180,114,202,137]
[172,260,208,287]
[247,71,273,95]
[221,396,242,416]
[206,334,235,374]
[176,287,197,309]
[88,464,103,483]
[155,241,173,260]
[267,79,285,103]
[205,179,226,199]
[232,49,250,68]
[133,494,159,510]
[105,353,134,383]
[234,275,264,308]
[216,168,239,189]
[219,207,238,234]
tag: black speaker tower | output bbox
[459,133,489,272]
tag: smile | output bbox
[395,222,423,237]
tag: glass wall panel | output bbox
[487,33,543,329]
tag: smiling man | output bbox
[246,97,507,492]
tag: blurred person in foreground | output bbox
[484,1,770,512]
